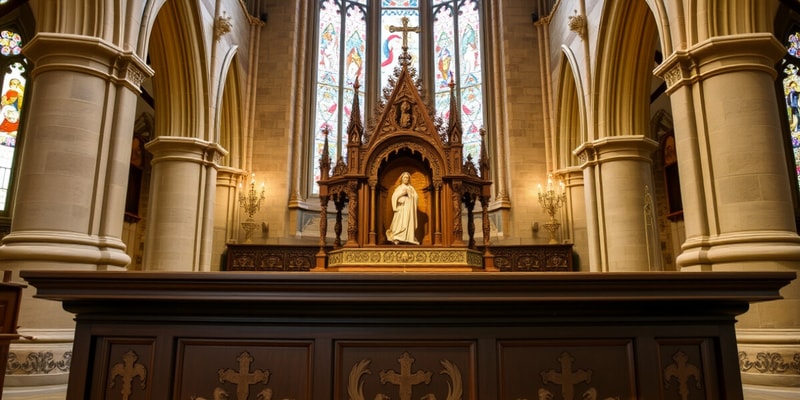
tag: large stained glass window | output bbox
[783,30,800,190]
[313,0,368,191]
[432,0,483,162]
[311,0,484,194]
[0,29,25,213]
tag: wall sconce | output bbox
[239,173,265,243]
[537,174,566,244]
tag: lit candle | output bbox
[537,183,542,194]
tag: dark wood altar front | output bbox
[20,270,795,399]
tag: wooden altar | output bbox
[19,270,796,399]
[315,36,493,271]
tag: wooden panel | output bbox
[175,339,312,400]
[499,340,636,400]
[334,341,476,399]
[657,338,718,400]
[95,338,155,400]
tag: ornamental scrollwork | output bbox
[7,350,72,375]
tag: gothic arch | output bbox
[216,48,244,170]
[555,47,585,171]
[147,0,209,140]
[594,0,658,138]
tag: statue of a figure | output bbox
[386,172,419,244]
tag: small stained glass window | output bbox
[0,29,25,212]
[783,31,800,190]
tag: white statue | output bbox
[386,171,419,245]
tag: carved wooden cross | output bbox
[379,352,432,400]
[109,350,148,400]
[389,17,420,50]
[218,351,270,400]
[540,352,592,400]
[664,351,701,399]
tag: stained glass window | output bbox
[312,0,484,194]
[313,0,367,191]
[783,31,800,190]
[433,0,483,161]
[0,29,25,213]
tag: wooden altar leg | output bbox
[434,183,442,245]
[314,195,329,271]
[480,195,497,271]
[368,184,376,245]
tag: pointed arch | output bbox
[555,46,585,170]
[147,0,209,140]
[217,47,243,170]
[594,0,659,138]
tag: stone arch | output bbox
[595,0,659,138]
[147,0,209,140]
[555,47,585,171]
[216,48,243,170]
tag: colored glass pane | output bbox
[382,0,418,7]
[0,30,23,57]
[0,61,24,212]
[433,0,483,163]
[313,0,367,193]
[380,9,419,89]
[783,63,800,189]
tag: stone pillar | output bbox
[0,33,151,397]
[576,136,660,272]
[143,137,226,272]
[558,167,588,271]
[655,33,800,390]
[213,167,245,270]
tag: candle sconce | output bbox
[239,173,265,243]
[537,174,566,244]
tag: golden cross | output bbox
[109,350,148,400]
[389,17,421,50]
[379,352,431,400]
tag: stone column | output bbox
[655,33,800,270]
[143,137,226,272]
[655,33,800,390]
[214,167,245,270]
[558,167,588,271]
[576,136,660,272]
[0,33,152,397]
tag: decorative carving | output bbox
[6,350,72,375]
[739,351,798,374]
[568,10,588,39]
[218,352,270,400]
[664,351,702,400]
[332,156,347,176]
[380,352,432,400]
[214,12,233,40]
[541,352,591,400]
[348,352,463,400]
[227,245,317,271]
[109,350,147,400]
[492,245,573,271]
[664,66,683,88]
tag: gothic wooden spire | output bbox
[346,75,363,145]
[447,74,462,144]
[319,126,331,180]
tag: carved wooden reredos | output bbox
[316,30,492,267]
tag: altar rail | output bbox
[225,243,574,271]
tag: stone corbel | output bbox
[214,12,233,40]
[568,10,587,40]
